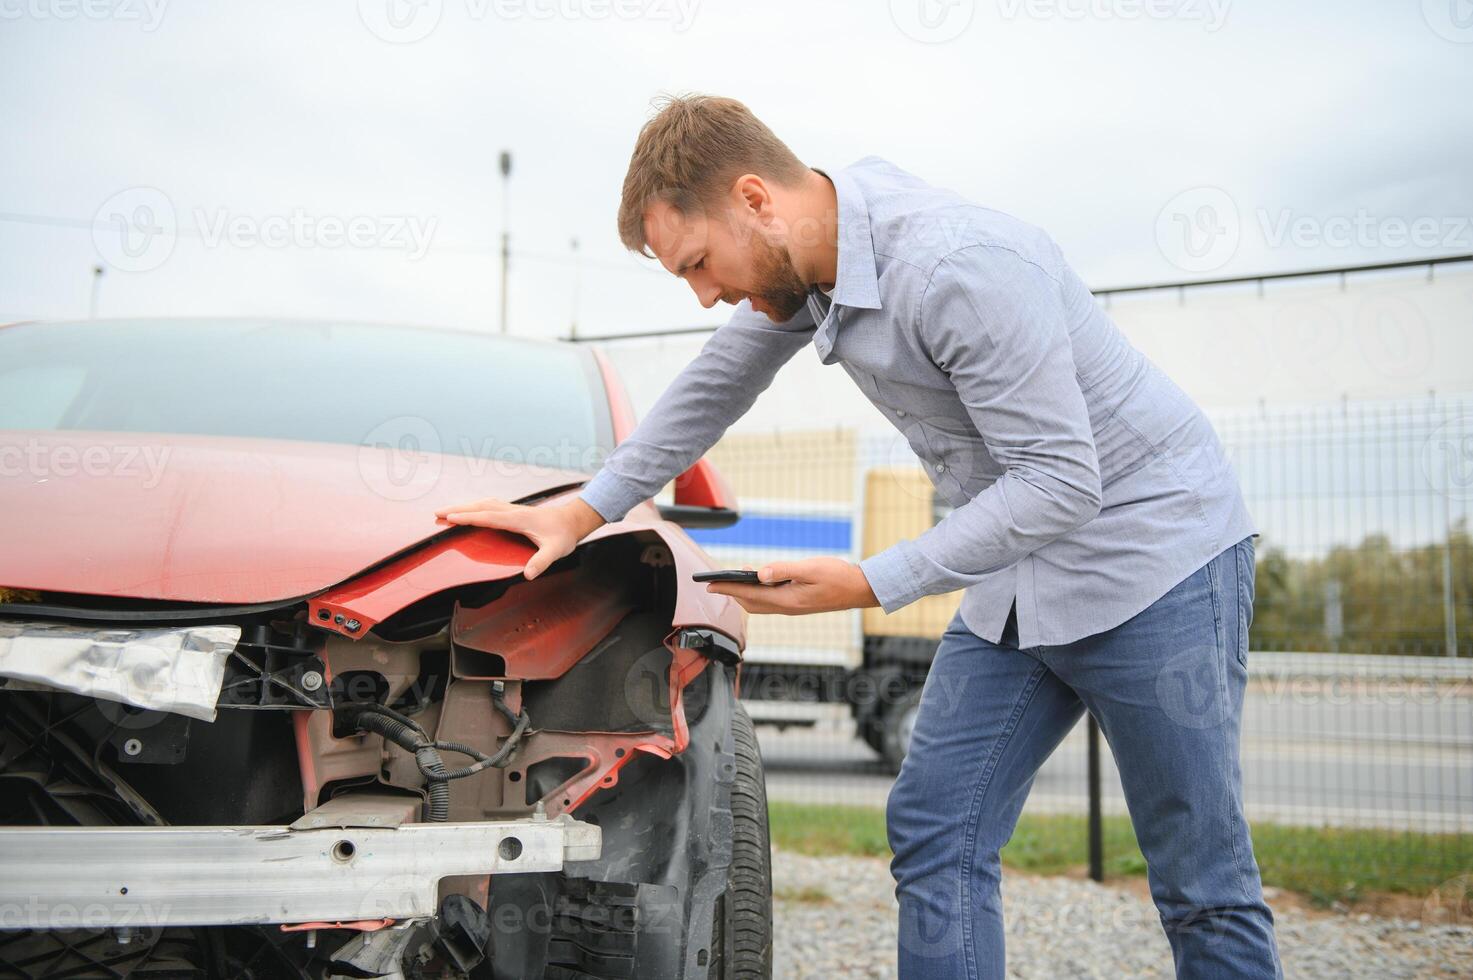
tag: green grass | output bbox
[769,801,893,859]
[768,801,1473,904]
[773,885,835,904]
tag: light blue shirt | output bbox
[579,157,1256,648]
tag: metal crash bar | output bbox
[0,815,601,929]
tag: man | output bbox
[436,95,1281,979]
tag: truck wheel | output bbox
[709,703,772,979]
[880,687,923,774]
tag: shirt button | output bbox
[895,409,906,417]
[934,462,946,474]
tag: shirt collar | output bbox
[813,165,882,311]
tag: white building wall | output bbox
[595,264,1473,433]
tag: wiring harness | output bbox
[341,684,530,822]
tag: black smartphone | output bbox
[692,569,761,584]
[692,569,789,585]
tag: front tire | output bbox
[709,703,772,979]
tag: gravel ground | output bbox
[772,849,1473,979]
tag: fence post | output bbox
[1087,714,1104,882]
[1441,404,1459,657]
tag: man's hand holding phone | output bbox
[697,557,880,616]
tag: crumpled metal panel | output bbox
[310,500,746,651]
[0,619,238,722]
[450,562,636,680]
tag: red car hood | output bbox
[0,430,589,604]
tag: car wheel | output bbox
[880,687,923,774]
[708,703,772,979]
[858,714,886,755]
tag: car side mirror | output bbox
[658,457,740,529]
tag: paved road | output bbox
[750,685,1473,832]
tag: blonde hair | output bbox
[617,94,809,256]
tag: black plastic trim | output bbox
[657,504,741,529]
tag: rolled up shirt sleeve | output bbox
[858,245,1102,613]
[578,301,816,523]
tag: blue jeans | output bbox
[886,536,1280,979]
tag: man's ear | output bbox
[731,173,772,219]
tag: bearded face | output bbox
[643,195,816,324]
[744,228,812,322]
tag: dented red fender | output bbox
[308,492,746,650]
[298,490,746,818]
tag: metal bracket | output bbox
[218,648,331,710]
[675,628,741,666]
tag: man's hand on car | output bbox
[434,497,606,581]
[703,557,879,615]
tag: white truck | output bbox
[688,429,964,772]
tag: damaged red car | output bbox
[0,318,773,979]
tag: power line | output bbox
[1094,253,1473,298]
[0,212,95,231]
[0,210,665,278]
[567,253,1473,343]
[11,210,1468,342]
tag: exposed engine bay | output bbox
[0,531,748,979]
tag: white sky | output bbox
[2,0,1471,364]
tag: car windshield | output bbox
[0,319,611,472]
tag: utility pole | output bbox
[89,265,105,318]
[570,236,580,340]
[499,150,512,334]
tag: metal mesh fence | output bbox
[682,395,1472,903]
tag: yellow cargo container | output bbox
[693,430,962,771]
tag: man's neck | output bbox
[786,168,840,292]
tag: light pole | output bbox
[89,265,105,318]
[499,150,512,334]
[570,236,580,340]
